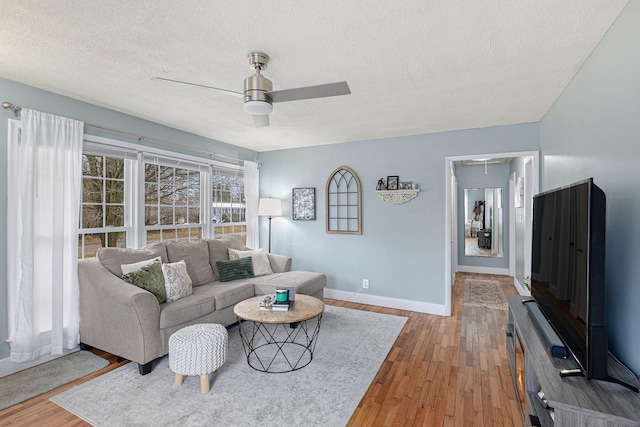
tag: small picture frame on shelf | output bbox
[399,181,413,190]
[387,176,399,190]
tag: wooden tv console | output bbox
[506,295,640,426]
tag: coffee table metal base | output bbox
[237,315,322,373]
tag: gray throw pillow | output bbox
[122,259,166,304]
[216,257,255,282]
[165,240,214,286]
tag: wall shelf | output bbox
[375,189,420,205]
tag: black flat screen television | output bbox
[530,178,608,380]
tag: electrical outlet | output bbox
[362,279,369,289]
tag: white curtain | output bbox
[7,109,84,362]
[244,161,260,249]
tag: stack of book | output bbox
[259,287,296,311]
[270,300,291,311]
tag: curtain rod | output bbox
[2,101,260,166]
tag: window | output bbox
[144,162,202,243]
[78,154,130,258]
[212,167,246,240]
[77,135,247,257]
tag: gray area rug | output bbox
[51,305,407,426]
[463,278,508,310]
[0,350,109,410]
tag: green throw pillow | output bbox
[122,259,166,304]
[216,257,255,282]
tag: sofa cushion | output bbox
[162,260,193,303]
[159,288,216,329]
[122,259,166,304]
[206,235,245,280]
[228,248,274,276]
[193,280,256,311]
[216,258,255,282]
[252,271,327,297]
[165,240,214,286]
[97,242,168,277]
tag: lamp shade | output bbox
[258,198,282,217]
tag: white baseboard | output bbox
[513,277,531,297]
[323,288,447,316]
[456,265,510,275]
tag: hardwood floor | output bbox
[0,273,523,426]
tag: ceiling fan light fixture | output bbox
[244,100,273,115]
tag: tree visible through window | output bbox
[77,139,247,257]
[144,163,201,243]
[212,168,246,240]
[78,154,128,258]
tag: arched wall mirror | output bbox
[464,188,504,258]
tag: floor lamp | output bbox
[258,198,282,252]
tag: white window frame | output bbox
[211,166,247,240]
[77,134,244,254]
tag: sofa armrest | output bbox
[266,253,292,273]
[78,258,164,365]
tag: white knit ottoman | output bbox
[169,323,228,394]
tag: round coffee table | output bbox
[234,294,324,373]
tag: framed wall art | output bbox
[387,176,399,190]
[292,187,316,220]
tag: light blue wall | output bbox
[257,124,538,307]
[0,78,258,360]
[540,2,640,375]
[456,163,510,269]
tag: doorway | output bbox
[444,151,539,316]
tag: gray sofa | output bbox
[77,235,326,374]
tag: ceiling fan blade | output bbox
[253,114,270,128]
[154,77,243,98]
[267,81,350,103]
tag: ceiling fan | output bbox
[156,52,351,128]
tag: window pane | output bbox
[82,205,103,228]
[105,157,124,179]
[188,173,200,206]
[82,233,104,259]
[188,207,200,224]
[175,207,188,224]
[83,155,103,177]
[145,206,158,225]
[174,170,188,204]
[106,205,124,227]
[159,166,174,185]
[83,178,103,203]
[105,231,125,248]
[145,183,158,203]
[160,184,173,204]
[105,179,124,204]
[160,206,174,225]
[147,230,161,244]
[190,227,201,239]
[145,164,157,182]
[77,232,125,259]
[162,229,178,242]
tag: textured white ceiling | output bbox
[0,1,628,152]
